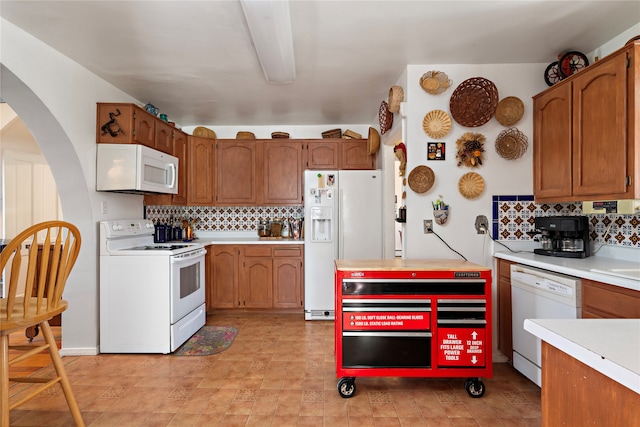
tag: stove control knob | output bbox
[111,224,119,231]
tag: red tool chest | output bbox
[334,259,492,398]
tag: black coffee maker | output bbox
[534,215,590,258]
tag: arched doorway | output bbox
[2,64,99,354]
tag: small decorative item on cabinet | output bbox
[322,128,342,138]
[257,220,271,237]
[144,103,159,116]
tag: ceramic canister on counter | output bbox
[291,218,301,239]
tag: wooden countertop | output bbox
[335,259,490,271]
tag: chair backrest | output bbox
[1,221,81,324]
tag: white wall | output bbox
[1,18,144,354]
[402,63,548,267]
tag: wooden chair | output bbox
[1,221,84,426]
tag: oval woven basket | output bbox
[495,96,524,126]
[423,110,452,139]
[271,131,290,138]
[408,165,435,194]
[388,86,404,113]
[193,126,217,139]
[379,101,393,135]
[450,77,499,127]
[419,71,452,95]
[495,127,528,160]
[322,128,342,138]
[458,172,485,199]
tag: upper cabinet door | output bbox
[188,136,215,205]
[155,120,174,154]
[306,140,339,169]
[340,139,375,170]
[96,103,155,148]
[216,140,260,205]
[572,52,628,198]
[263,141,304,205]
[533,83,573,200]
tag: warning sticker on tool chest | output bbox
[437,328,486,367]
[343,312,431,330]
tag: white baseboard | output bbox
[59,347,99,356]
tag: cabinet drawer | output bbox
[243,246,272,257]
[274,247,302,258]
[582,279,640,318]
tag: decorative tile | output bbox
[491,195,640,248]
[145,205,304,232]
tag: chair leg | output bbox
[40,321,85,427]
[1,334,10,427]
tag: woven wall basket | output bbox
[495,127,528,160]
[388,86,404,113]
[408,165,435,193]
[495,96,524,126]
[458,172,485,199]
[379,101,393,135]
[450,77,499,127]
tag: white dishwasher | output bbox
[510,264,581,387]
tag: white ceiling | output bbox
[1,1,639,127]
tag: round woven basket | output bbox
[495,127,528,160]
[422,110,452,139]
[495,96,524,126]
[193,126,217,139]
[368,127,380,155]
[379,101,393,135]
[458,172,485,199]
[388,86,404,113]
[236,131,255,139]
[419,71,452,95]
[408,165,435,194]
[450,77,499,127]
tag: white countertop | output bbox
[524,319,640,394]
[494,248,639,292]
[189,231,304,245]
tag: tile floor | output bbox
[9,313,541,426]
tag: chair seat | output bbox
[0,298,67,334]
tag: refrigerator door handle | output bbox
[338,188,344,259]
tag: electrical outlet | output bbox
[423,219,433,234]
[475,215,489,234]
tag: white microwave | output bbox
[96,144,178,194]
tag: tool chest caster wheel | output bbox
[465,378,485,398]
[337,377,356,398]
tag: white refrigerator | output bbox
[304,170,383,320]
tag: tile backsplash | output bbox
[145,205,303,231]
[492,195,640,248]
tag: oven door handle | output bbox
[343,331,432,338]
[170,248,207,263]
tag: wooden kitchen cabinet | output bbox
[216,140,261,205]
[208,245,239,309]
[207,244,303,311]
[96,103,156,148]
[340,139,375,170]
[306,140,339,169]
[263,141,304,204]
[154,119,174,154]
[497,259,514,361]
[533,41,640,202]
[188,136,216,205]
[581,279,640,318]
[241,246,273,308]
[272,246,303,309]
